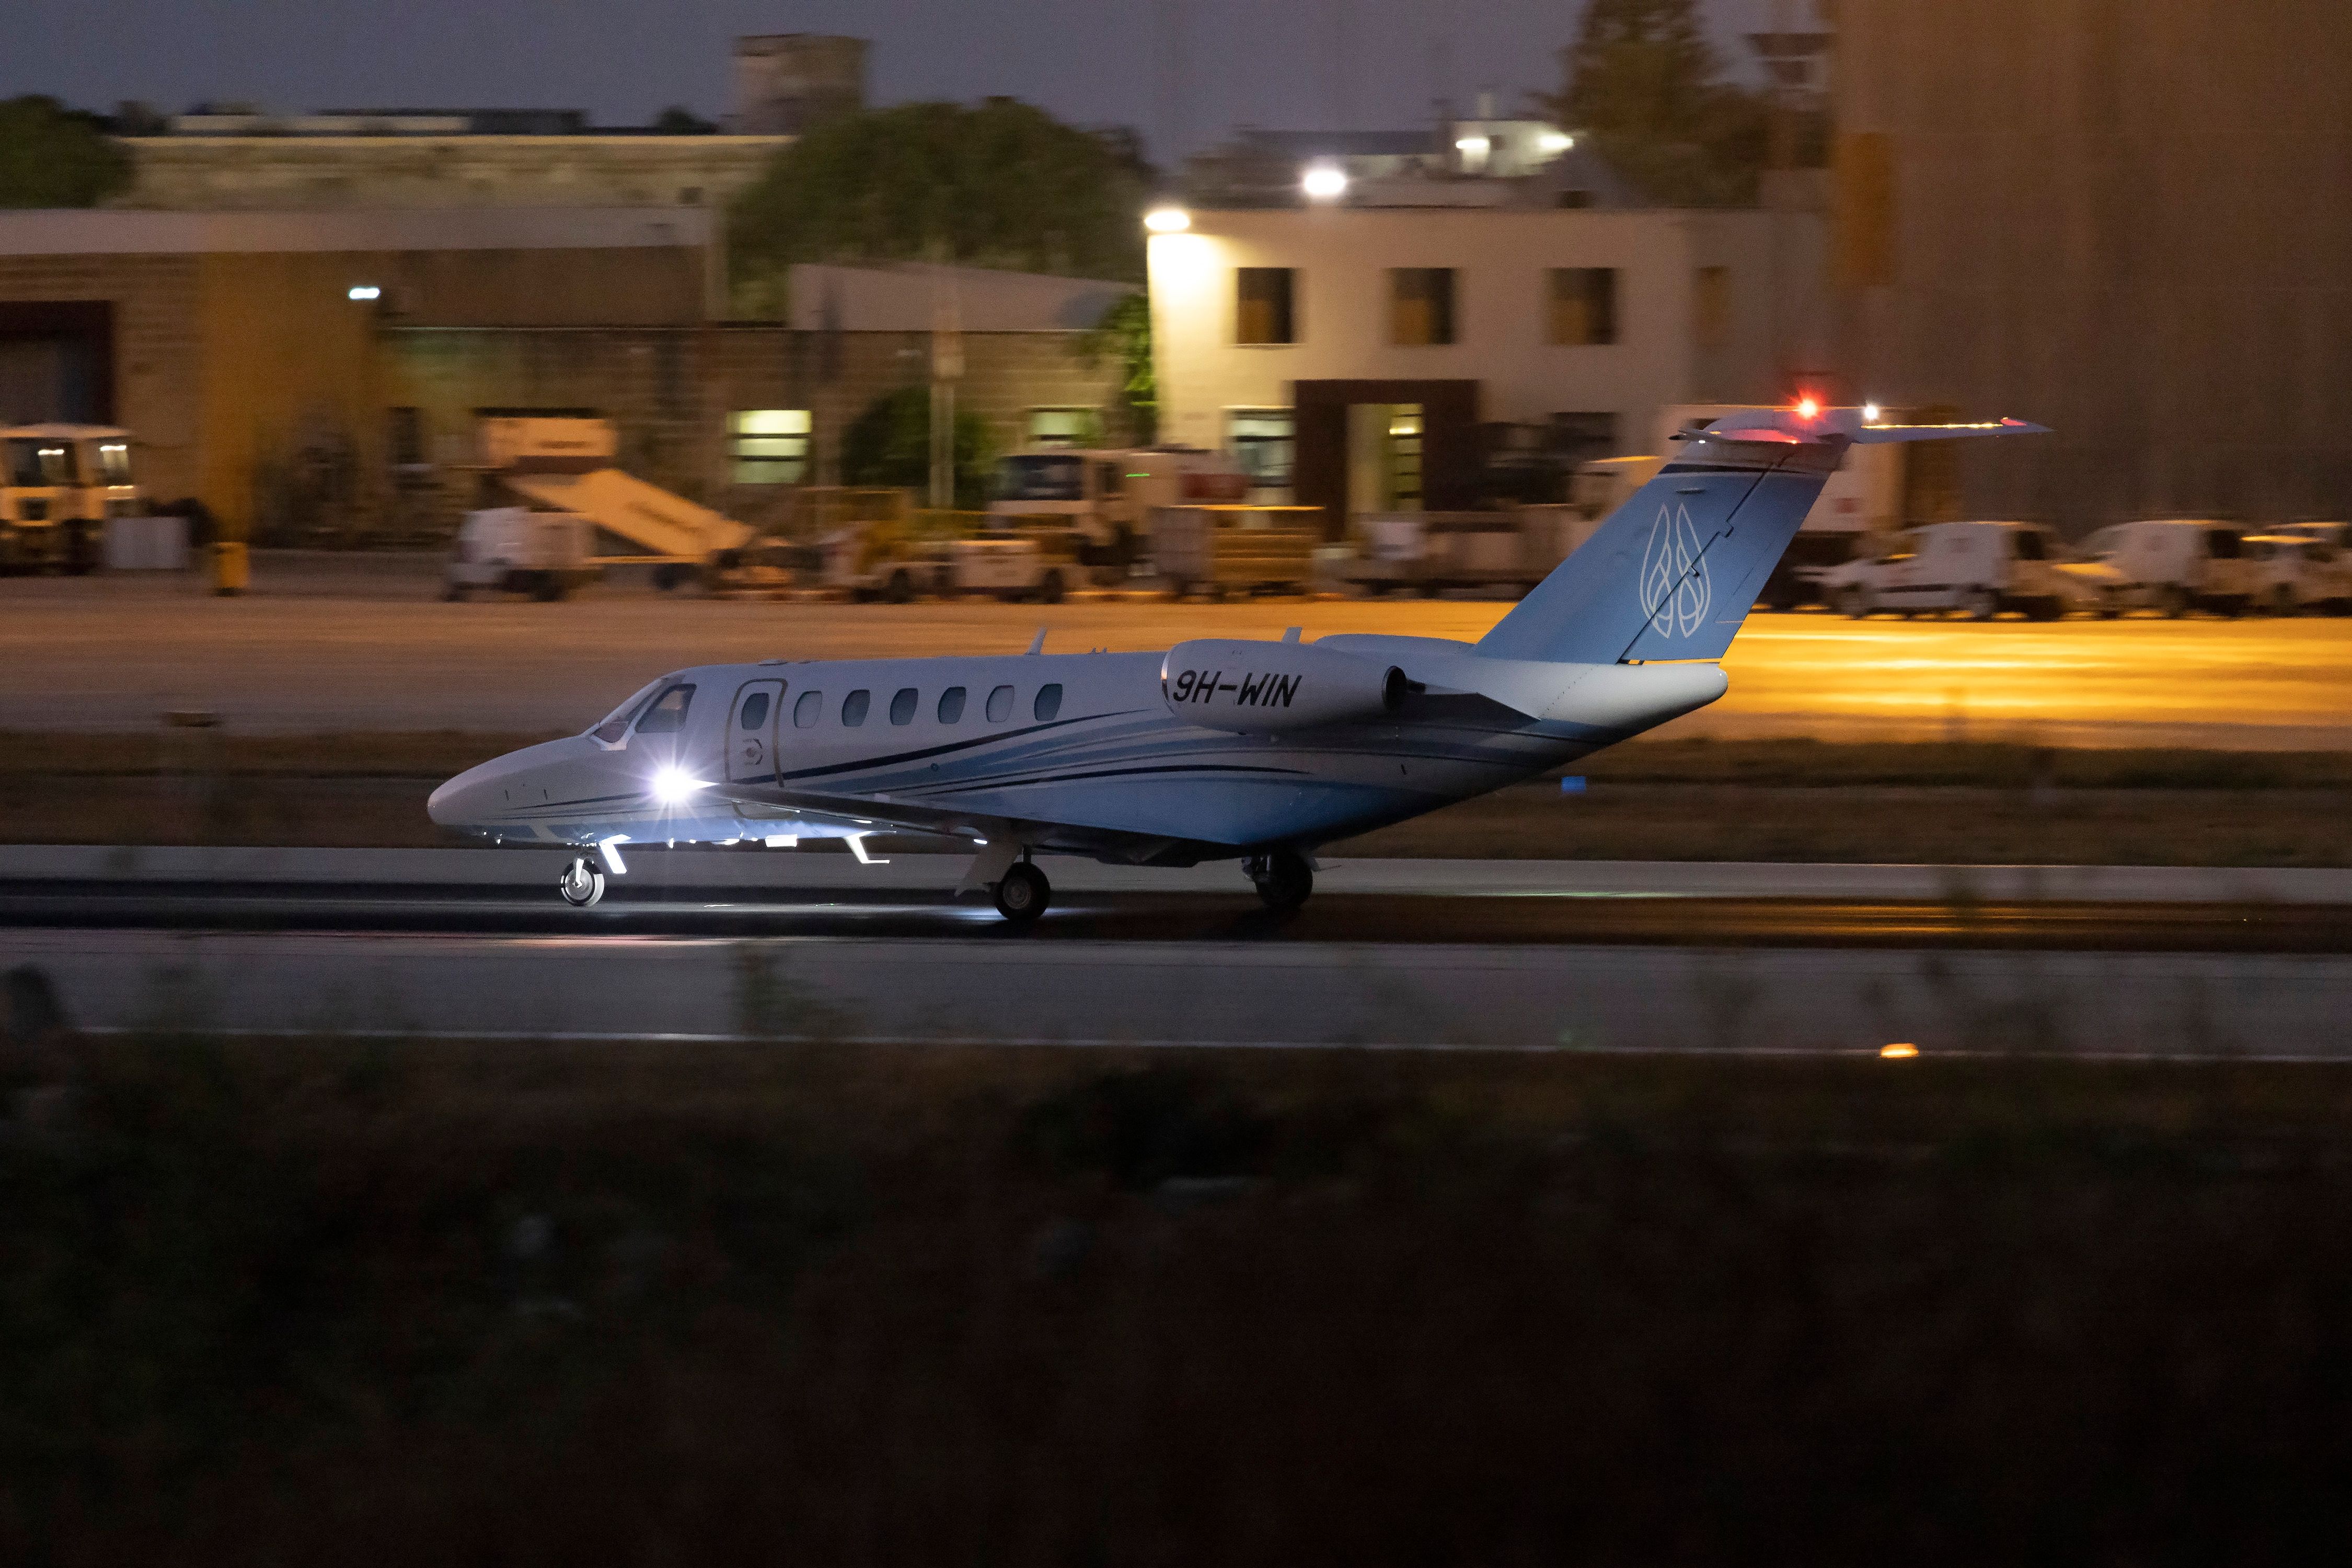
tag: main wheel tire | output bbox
[885,568,914,604]
[557,857,606,908]
[1839,585,1873,619]
[993,862,1050,924]
[2159,584,2190,619]
[1036,568,1066,605]
[532,573,566,602]
[2025,595,2063,621]
[1960,586,1999,621]
[1251,850,1314,912]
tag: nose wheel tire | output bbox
[558,857,606,908]
[993,862,1051,924]
[1249,850,1315,912]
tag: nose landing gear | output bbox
[1247,850,1315,912]
[558,857,607,908]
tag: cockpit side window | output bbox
[633,684,696,734]
[589,678,668,744]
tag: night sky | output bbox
[10,0,1763,162]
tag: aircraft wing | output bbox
[715,779,1205,867]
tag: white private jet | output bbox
[429,405,2046,922]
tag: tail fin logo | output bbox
[1637,503,1712,639]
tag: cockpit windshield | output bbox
[587,677,669,744]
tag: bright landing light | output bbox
[651,766,705,805]
[1862,401,1882,423]
[1143,205,1191,233]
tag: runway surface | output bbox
[6,564,2349,747]
[8,847,2350,1055]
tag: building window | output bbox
[1236,268,1297,345]
[1389,268,1457,345]
[729,409,811,484]
[1546,268,1618,346]
[1027,407,1099,448]
[1693,266,1732,350]
[1226,409,1295,492]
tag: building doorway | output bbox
[0,303,114,424]
[1292,378,1477,540]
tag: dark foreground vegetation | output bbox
[6,1033,2352,1562]
[6,733,2351,864]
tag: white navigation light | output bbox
[1300,161,1348,201]
[1143,205,1191,233]
[651,765,704,805]
[347,284,381,301]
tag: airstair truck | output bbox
[465,417,753,592]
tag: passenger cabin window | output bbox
[937,686,967,724]
[793,690,823,728]
[986,684,1015,722]
[634,684,695,734]
[737,691,771,729]
[890,688,918,725]
[841,689,871,726]
[1033,684,1063,722]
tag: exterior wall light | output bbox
[348,284,382,301]
[1300,162,1348,201]
[1144,206,1191,233]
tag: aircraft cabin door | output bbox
[727,679,785,783]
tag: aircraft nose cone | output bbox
[428,767,486,827]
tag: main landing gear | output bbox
[1247,849,1314,912]
[993,861,1052,924]
[558,856,606,908]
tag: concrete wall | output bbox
[117,135,786,212]
[1150,207,1800,459]
[1833,1,2352,526]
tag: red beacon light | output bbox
[1795,396,1821,420]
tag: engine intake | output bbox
[1160,638,1406,733]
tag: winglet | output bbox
[1026,627,1046,654]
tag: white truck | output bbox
[2243,532,2352,616]
[1818,520,2083,620]
[989,446,1250,586]
[2061,520,2256,618]
[444,506,599,601]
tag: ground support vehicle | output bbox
[467,416,752,592]
[2244,532,2352,615]
[2062,520,2255,617]
[1151,505,1322,599]
[991,447,1251,587]
[1819,520,2085,620]
[1339,508,1601,598]
[1,423,143,574]
[444,508,599,601]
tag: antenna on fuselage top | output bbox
[1282,627,1302,643]
[1026,627,1047,654]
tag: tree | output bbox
[1078,293,1156,445]
[1541,0,1768,207]
[0,97,133,208]
[728,99,1150,316]
[839,386,998,510]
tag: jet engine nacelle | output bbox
[1160,638,1406,733]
